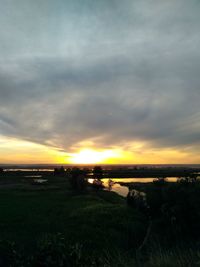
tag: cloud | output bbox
[0,0,200,158]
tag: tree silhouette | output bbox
[93,166,103,180]
[54,166,65,176]
[70,167,87,192]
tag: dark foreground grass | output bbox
[0,174,200,266]
[0,188,145,245]
[0,177,148,266]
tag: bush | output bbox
[69,168,87,192]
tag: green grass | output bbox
[1,173,199,266]
[0,176,146,255]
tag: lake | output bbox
[88,177,178,197]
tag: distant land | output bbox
[1,163,200,170]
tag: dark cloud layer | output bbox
[0,0,200,155]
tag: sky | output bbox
[0,0,200,164]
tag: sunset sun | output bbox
[69,149,117,164]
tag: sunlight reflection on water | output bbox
[88,177,178,197]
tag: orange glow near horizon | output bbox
[0,135,200,164]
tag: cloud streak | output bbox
[0,0,200,161]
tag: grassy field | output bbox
[0,172,200,266]
[0,173,148,266]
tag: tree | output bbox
[127,189,148,213]
[178,174,198,184]
[54,166,65,176]
[93,166,103,180]
[70,167,87,192]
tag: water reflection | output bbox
[25,175,42,178]
[5,169,52,172]
[88,177,178,197]
[107,182,129,197]
[33,179,48,184]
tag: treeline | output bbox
[53,166,104,192]
[126,175,200,248]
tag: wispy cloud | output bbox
[0,0,200,162]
